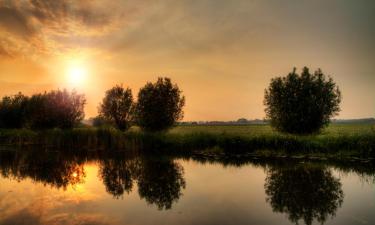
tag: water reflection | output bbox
[137,158,186,210]
[98,155,186,209]
[264,163,344,225]
[0,151,86,189]
[0,150,374,225]
[99,156,138,197]
[0,151,186,210]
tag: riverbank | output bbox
[0,124,374,160]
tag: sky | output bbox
[0,0,374,121]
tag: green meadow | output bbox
[169,123,375,137]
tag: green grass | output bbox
[0,124,374,160]
[169,124,375,137]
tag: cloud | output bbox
[0,6,35,38]
[0,45,12,58]
[0,0,130,58]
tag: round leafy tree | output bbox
[99,85,133,131]
[264,67,341,134]
[135,77,185,131]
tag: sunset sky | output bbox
[0,0,374,120]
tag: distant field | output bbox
[168,123,375,137]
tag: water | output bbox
[0,150,374,225]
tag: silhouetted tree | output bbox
[99,85,133,131]
[26,89,86,129]
[265,164,344,225]
[264,67,341,134]
[135,77,185,131]
[0,92,28,128]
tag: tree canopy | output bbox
[0,89,86,129]
[135,77,185,131]
[99,85,133,131]
[264,67,341,134]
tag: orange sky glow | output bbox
[0,0,374,120]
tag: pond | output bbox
[0,150,374,225]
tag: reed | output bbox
[0,124,374,159]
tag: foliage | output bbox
[99,85,133,131]
[26,89,86,129]
[264,67,341,134]
[135,77,185,131]
[265,164,343,225]
[91,115,114,128]
[0,92,29,128]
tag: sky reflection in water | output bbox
[0,151,374,225]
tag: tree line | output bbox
[0,67,342,134]
[0,77,185,131]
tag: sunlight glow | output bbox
[67,64,87,86]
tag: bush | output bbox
[99,85,133,131]
[26,89,86,129]
[91,115,114,128]
[264,67,341,134]
[0,92,28,128]
[135,77,185,131]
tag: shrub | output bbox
[99,85,133,131]
[26,89,86,129]
[91,115,114,128]
[264,67,341,134]
[135,77,185,131]
[0,92,28,128]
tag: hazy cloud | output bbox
[0,0,131,57]
[0,6,35,38]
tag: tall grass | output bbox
[0,124,374,159]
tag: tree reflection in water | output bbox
[2,150,365,217]
[0,150,86,189]
[137,159,186,210]
[0,151,187,210]
[264,164,344,225]
[98,156,139,197]
[98,155,186,210]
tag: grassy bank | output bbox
[0,124,374,159]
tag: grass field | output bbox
[168,124,375,137]
[0,123,374,160]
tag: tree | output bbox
[264,67,341,134]
[99,85,133,131]
[27,89,86,129]
[135,77,185,131]
[0,92,28,128]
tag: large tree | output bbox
[99,85,133,131]
[264,67,341,134]
[135,77,185,131]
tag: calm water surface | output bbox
[0,151,374,225]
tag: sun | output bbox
[67,65,87,85]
